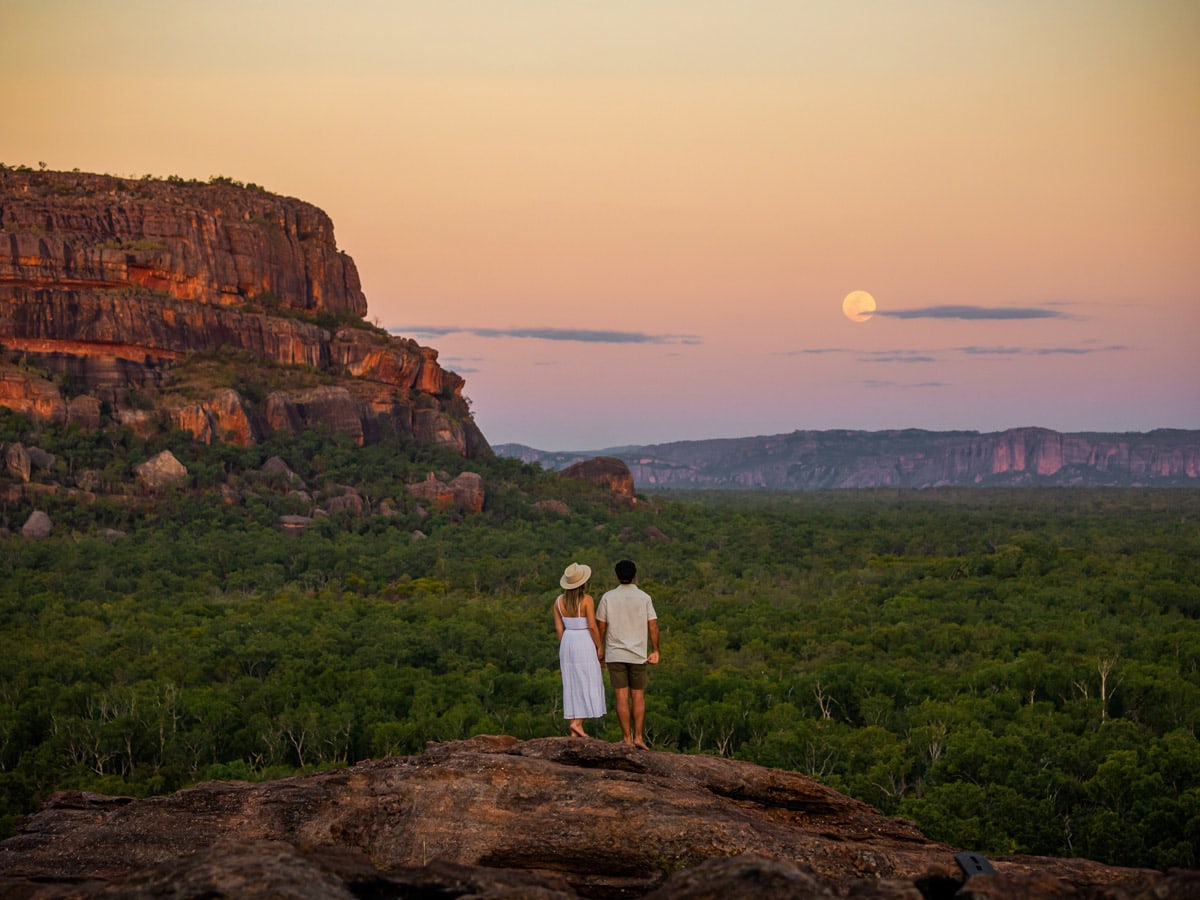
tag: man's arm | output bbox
[647,618,660,664]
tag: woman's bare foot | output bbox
[569,723,587,738]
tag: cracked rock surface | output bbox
[0,736,1189,898]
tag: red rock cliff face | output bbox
[0,170,365,315]
[0,168,489,458]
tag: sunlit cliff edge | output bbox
[0,166,489,458]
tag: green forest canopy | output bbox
[1,408,1198,870]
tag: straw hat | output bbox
[560,562,592,590]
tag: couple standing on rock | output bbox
[553,559,660,748]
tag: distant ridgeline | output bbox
[0,166,489,458]
[497,427,1200,489]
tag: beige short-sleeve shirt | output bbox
[596,583,657,664]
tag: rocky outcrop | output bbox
[407,470,486,514]
[19,509,52,540]
[260,456,304,486]
[3,442,31,482]
[326,490,365,517]
[170,388,257,446]
[407,471,458,508]
[560,455,636,503]
[0,168,489,458]
[448,471,485,514]
[0,737,1185,898]
[0,368,66,424]
[501,427,1200,489]
[134,450,187,490]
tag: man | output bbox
[596,559,660,749]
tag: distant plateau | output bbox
[497,427,1200,490]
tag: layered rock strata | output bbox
[0,168,488,457]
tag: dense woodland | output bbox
[1,407,1198,871]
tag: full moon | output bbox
[842,290,876,323]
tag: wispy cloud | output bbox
[877,305,1073,320]
[790,343,1129,359]
[863,380,948,389]
[861,352,938,364]
[781,347,940,361]
[1030,344,1130,355]
[392,325,701,345]
[958,344,1130,356]
[958,346,1028,355]
[438,357,481,373]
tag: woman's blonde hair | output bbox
[560,584,588,617]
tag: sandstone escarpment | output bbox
[0,170,364,315]
[0,168,488,457]
[0,737,1185,899]
[502,427,1200,489]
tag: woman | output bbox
[554,562,606,737]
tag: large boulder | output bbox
[135,450,188,490]
[449,471,485,514]
[26,445,56,472]
[20,509,53,540]
[260,455,304,487]
[560,456,636,505]
[326,491,365,517]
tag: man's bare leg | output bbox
[632,690,648,749]
[614,686,633,744]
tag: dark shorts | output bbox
[607,662,648,692]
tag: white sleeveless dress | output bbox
[558,598,606,719]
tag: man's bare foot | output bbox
[633,739,649,750]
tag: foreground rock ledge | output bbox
[0,736,1191,898]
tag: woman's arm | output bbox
[583,596,604,659]
[553,596,565,640]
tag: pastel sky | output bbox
[3,1,1197,449]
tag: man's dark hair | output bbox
[615,559,637,583]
